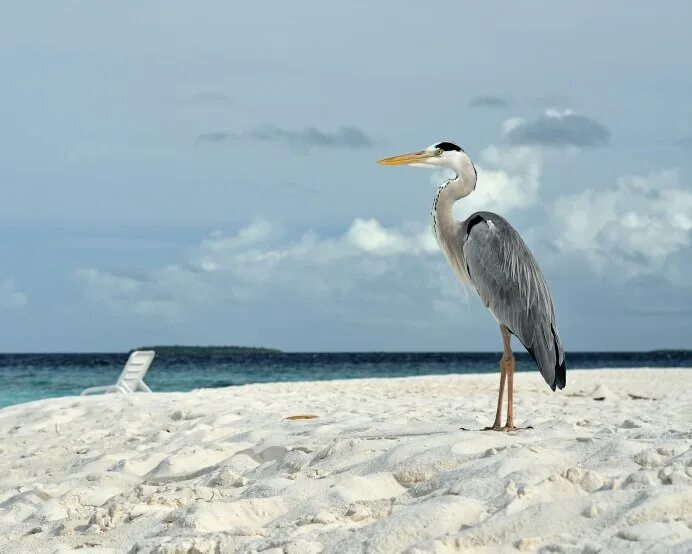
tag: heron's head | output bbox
[377,141,467,170]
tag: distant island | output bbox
[134,345,282,355]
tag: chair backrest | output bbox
[117,350,155,391]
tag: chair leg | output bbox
[81,385,118,396]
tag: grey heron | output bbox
[378,141,565,431]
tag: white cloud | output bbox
[76,268,143,295]
[191,218,443,299]
[76,218,461,322]
[469,145,543,215]
[501,117,524,135]
[548,169,692,280]
[0,278,27,308]
[544,107,574,118]
[345,218,436,255]
[75,268,186,319]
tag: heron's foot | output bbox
[501,424,516,432]
[483,424,503,431]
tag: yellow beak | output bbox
[377,150,434,166]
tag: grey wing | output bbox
[461,212,566,390]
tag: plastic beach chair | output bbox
[81,350,155,395]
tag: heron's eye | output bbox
[435,148,443,156]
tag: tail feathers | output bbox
[552,326,566,390]
[520,325,566,391]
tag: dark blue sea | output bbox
[1,351,690,409]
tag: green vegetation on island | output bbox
[134,345,282,356]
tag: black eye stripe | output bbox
[435,141,462,152]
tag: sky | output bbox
[1,1,691,352]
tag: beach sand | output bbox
[0,368,690,553]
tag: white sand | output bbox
[1,368,691,554]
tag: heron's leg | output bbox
[485,325,509,431]
[492,364,506,430]
[501,326,516,431]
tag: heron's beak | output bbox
[377,150,434,166]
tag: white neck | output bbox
[431,153,477,240]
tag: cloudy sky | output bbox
[2,2,691,352]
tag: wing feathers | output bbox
[462,212,566,390]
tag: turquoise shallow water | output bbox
[1,351,690,409]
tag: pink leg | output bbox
[485,363,506,431]
[501,326,516,431]
[485,325,513,431]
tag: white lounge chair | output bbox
[81,350,155,395]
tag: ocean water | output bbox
[1,351,690,409]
